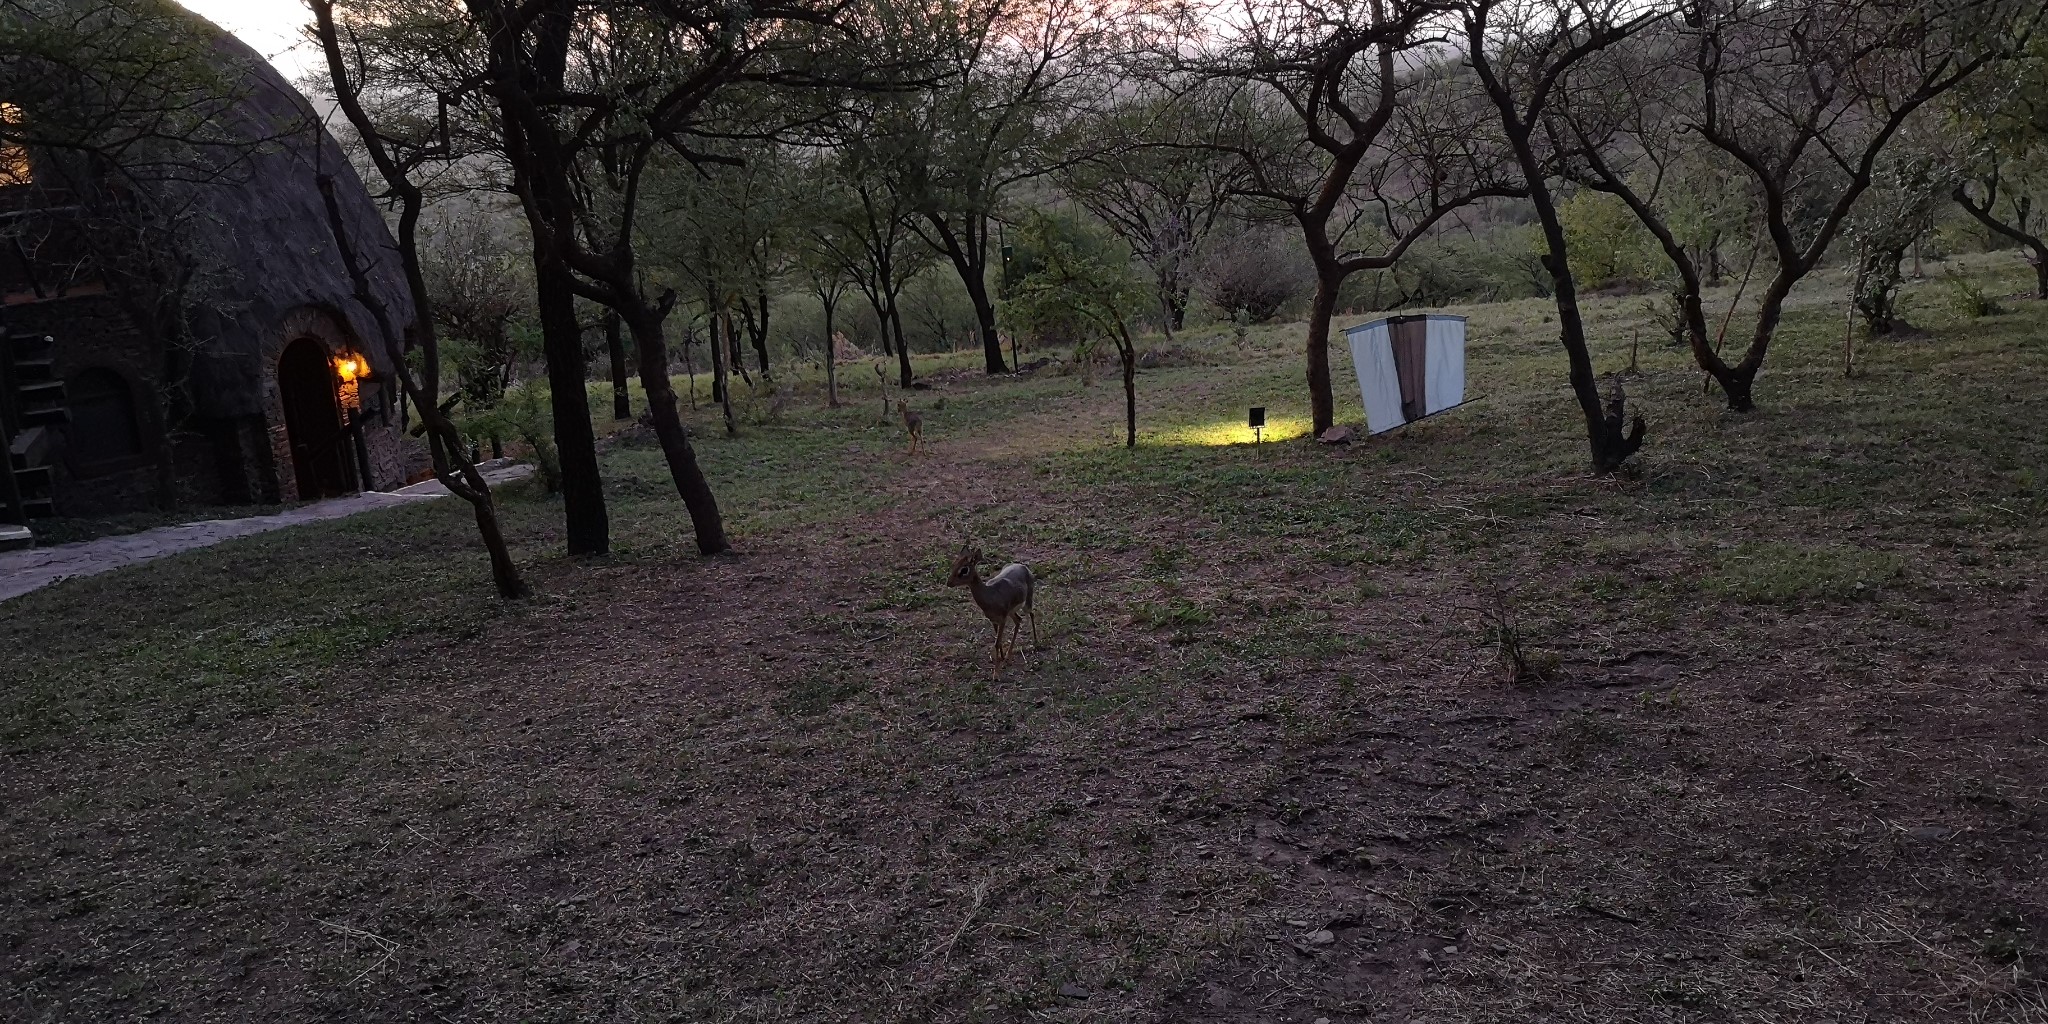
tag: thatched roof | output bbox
[164,10,415,419]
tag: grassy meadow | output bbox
[2,252,2045,1022]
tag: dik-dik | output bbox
[897,400,923,455]
[946,544,1037,663]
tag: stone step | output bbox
[0,523,30,552]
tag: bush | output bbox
[1559,191,1663,290]
[458,384,561,493]
[1945,270,2004,319]
[1194,227,1313,322]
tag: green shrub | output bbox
[1944,271,2004,319]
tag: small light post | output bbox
[1249,406,1265,444]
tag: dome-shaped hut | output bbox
[0,3,419,527]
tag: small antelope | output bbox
[898,400,923,455]
[947,544,1037,663]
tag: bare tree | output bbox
[806,146,930,388]
[1057,89,1249,336]
[1171,0,1523,437]
[1562,0,2032,410]
[312,0,526,597]
[1462,0,1660,472]
[1949,42,2048,298]
[892,0,1135,375]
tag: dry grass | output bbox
[2,253,2045,1022]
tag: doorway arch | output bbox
[277,337,356,500]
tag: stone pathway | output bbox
[0,461,533,604]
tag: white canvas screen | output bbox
[1424,316,1466,412]
[1343,315,1467,435]
[1346,321,1406,435]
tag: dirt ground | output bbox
[4,262,2046,1022]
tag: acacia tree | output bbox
[1950,40,2048,298]
[806,144,929,388]
[459,0,759,556]
[418,203,534,408]
[312,0,526,597]
[1004,213,1150,447]
[1173,0,1522,437]
[893,0,1132,375]
[1057,89,1248,336]
[1462,0,1660,472]
[728,152,796,383]
[1845,125,1953,335]
[795,227,851,407]
[1562,0,2031,410]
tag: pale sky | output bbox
[179,0,320,82]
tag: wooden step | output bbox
[8,334,52,360]
[15,379,63,399]
[9,424,49,466]
[19,405,68,426]
[12,464,50,491]
[19,495,52,518]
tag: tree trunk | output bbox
[1157,268,1179,342]
[624,311,729,555]
[1723,274,1795,413]
[1120,335,1137,448]
[470,492,526,598]
[1510,131,1644,471]
[683,326,696,409]
[708,306,726,404]
[751,290,773,380]
[535,258,609,555]
[890,297,913,389]
[728,310,745,376]
[1953,185,2048,300]
[822,297,840,408]
[605,310,632,420]
[713,305,737,436]
[1305,275,1340,436]
[969,274,1008,374]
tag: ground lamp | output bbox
[1249,406,1265,443]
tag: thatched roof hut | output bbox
[0,4,421,520]
[168,14,416,420]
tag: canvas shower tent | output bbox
[1343,314,1468,435]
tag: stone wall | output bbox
[5,294,411,515]
[7,292,168,515]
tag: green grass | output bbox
[1702,542,1909,605]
